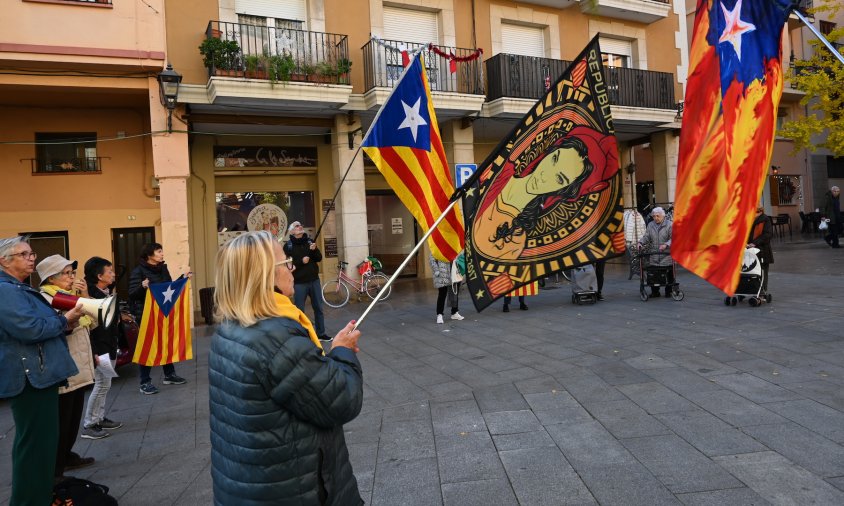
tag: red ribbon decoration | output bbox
[401,50,410,67]
[427,44,484,73]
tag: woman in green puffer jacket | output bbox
[210,230,364,506]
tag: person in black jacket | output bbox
[211,230,364,505]
[283,222,329,339]
[747,207,774,292]
[80,257,123,439]
[128,243,187,395]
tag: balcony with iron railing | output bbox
[26,157,104,175]
[202,21,350,85]
[361,39,484,95]
[485,53,676,111]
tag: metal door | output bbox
[112,227,155,300]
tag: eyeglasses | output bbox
[275,259,295,271]
[9,251,37,260]
[59,269,77,277]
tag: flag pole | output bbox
[313,47,427,241]
[792,9,844,65]
[352,197,460,331]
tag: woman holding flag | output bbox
[209,231,364,505]
[128,243,187,394]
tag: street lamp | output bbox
[157,63,182,133]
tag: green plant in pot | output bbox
[199,37,241,73]
[337,58,352,84]
[268,53,296,83]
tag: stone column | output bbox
[650,131,680,205]
[331,113,369,273]
[148,77,191,276]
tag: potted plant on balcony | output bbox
[267,53,296,83]
[313,61,338,84]
[337,58,352,84]
[244,54,268,80]
[199,37,242,77]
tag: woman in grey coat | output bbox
[638,207,674,297]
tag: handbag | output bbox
[819,219,829,231]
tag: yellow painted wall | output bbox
[164,0,220,86]
[0,105,160,263]
[4,0,165,64]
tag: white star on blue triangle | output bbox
[361,54,432,151]
[150,277,188,317]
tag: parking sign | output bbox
[454,163,477,188]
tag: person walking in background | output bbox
[210,231,364,505]
[822,186,841,248]
[81,256,123,439]
[747,207,774,292]
[0,237,82,505]
[36,255,99,477]
[283,221,329,339]
[128,243,187,394]
[430,253,464,324]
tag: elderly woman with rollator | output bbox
[638,206,674,297]
[209,230,364,505]
[0,237,83,505]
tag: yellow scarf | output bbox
[40,285,96,329]
[273,292,324,354]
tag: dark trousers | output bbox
[139,363,176,384]
[11,381,59,505]
[503,295,525,306]
[825,222,841,247]
[56,388,86,477]
[294,279,326,336]
[761,263,770,292]
[436,285,458,315]
[595,260,606,293]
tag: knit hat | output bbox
[36,254,77,284]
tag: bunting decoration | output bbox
[672,0,793,295]
[369,36,483,72]
[462,36,624,311]
[361,52,465,261]
[133,278,193,366]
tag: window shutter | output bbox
[235,0,306,23]
[599,37,633,58]
[501,23,545,58]
[383,6,439,44]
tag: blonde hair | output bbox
[214,231,281,326]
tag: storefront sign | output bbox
[321,199,338,258]
[214,146,318,168]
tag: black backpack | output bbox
[52,477,118,506]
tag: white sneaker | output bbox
[436,314,444,324]
[450,312,465,321]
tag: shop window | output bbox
[819,21,836,37]
[828,156,844,178]
[33,132,100,174]
[216,191,315,246]
[769,175,801,206]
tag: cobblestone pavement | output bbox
[2,237,843,505]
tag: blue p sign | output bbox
[455,163,477,188]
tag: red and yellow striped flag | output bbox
[361,53,464,261]
[133,277,193,366]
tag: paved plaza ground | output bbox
[2,236,844,505]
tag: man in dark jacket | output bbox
[822,186,841,248]
[748,206,774,292]
[284,222,329,339]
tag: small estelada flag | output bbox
[133,278,193,366]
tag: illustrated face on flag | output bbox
[133,277,193,366]
[672,0,792,295]
[464,37,624,311]
[361,53,464,262]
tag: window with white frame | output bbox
[600,37,632,68]
[501,22,545,58]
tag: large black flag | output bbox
[463,36,625,311]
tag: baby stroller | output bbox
[725,247,772,307]
[638,251,684,301]
[568,264,598,305]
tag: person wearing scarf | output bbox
[36,254,98,479]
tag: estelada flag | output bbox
[361,52,464,262]
[133,277,193,366]
[672,0,793,294]
[463,36,624,311]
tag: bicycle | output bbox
[321,260,392,308]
